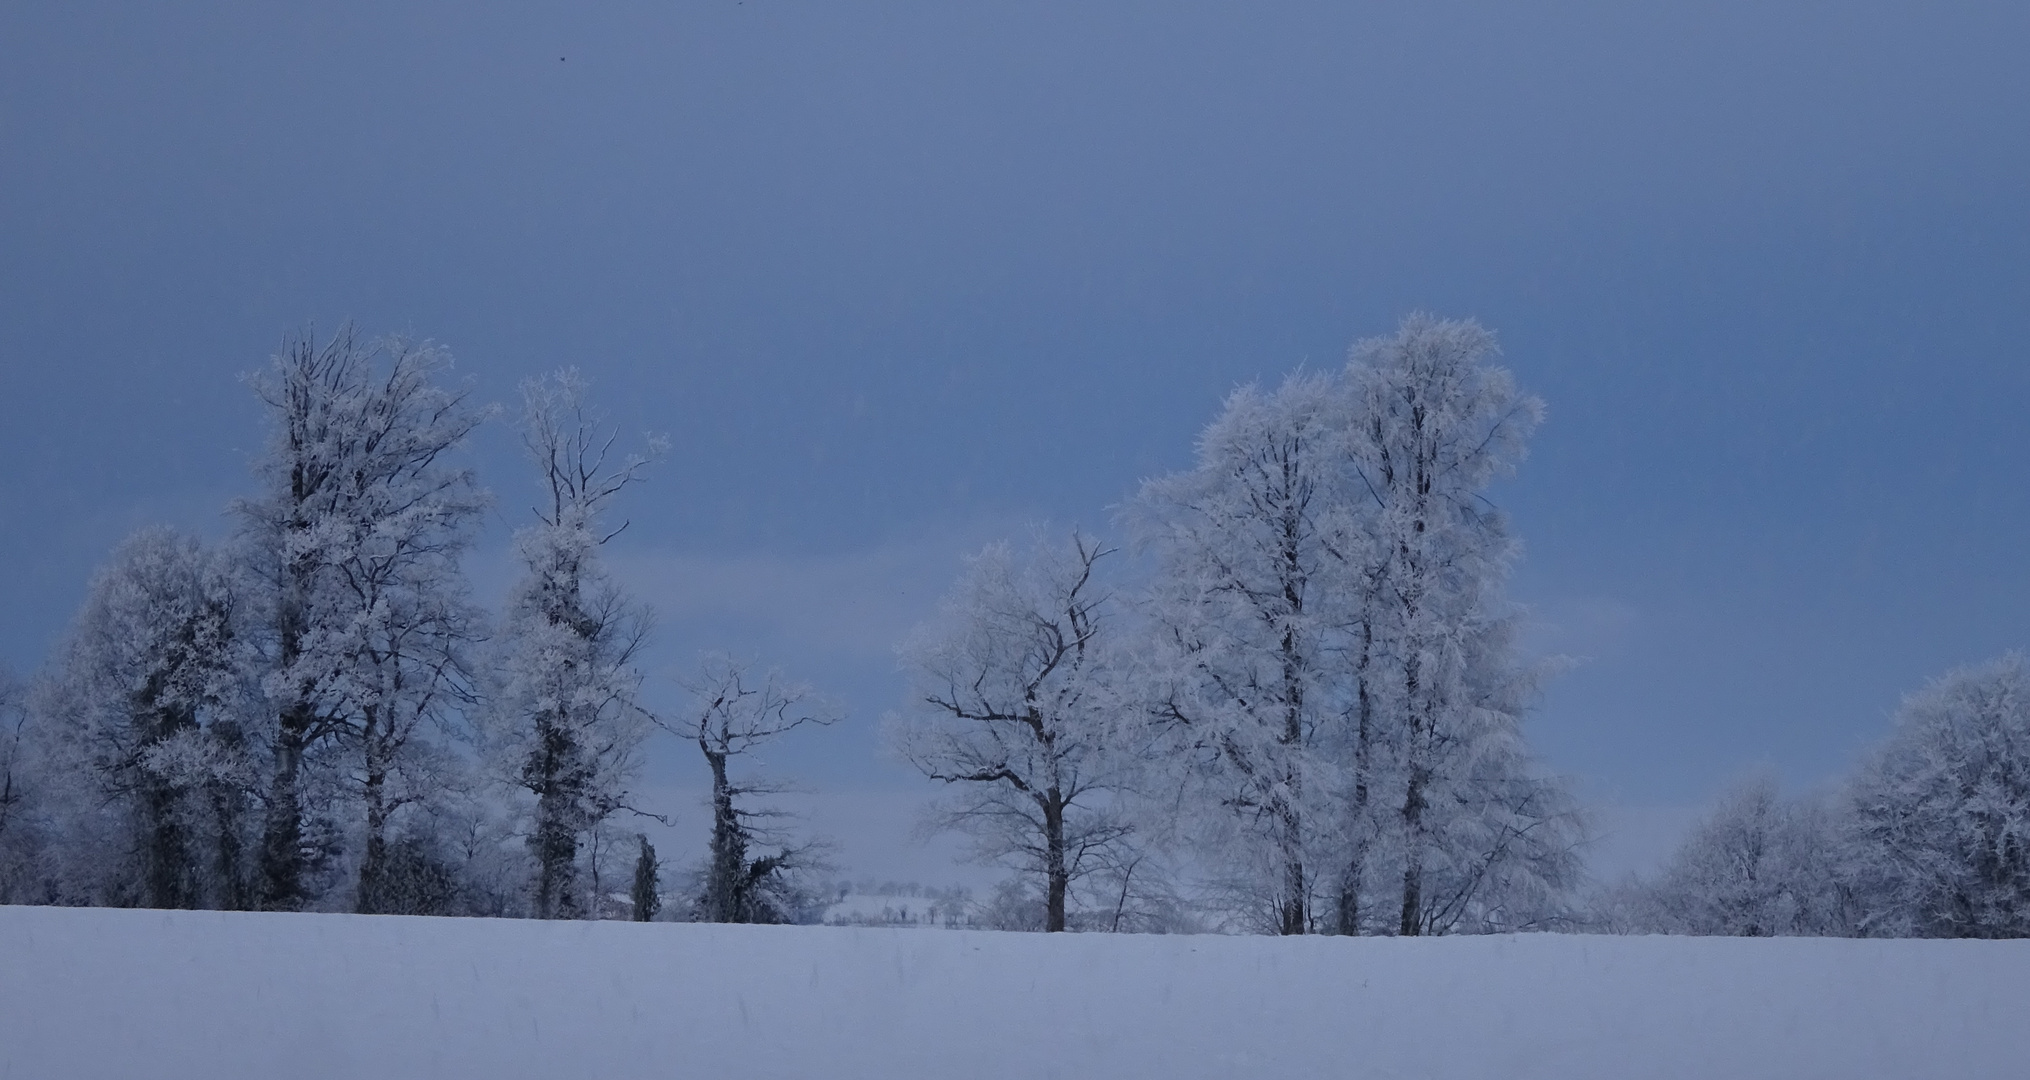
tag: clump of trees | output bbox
[1615,655,2030,939]
[893,315,1586,934]
[893,315,2030,938]
[0,328,835,922]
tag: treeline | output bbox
[889,313,2027,938]
[1605,654,2030,939]
[0,330,832,922]
[2,315,2023,938]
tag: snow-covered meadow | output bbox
[3,906,2024,1080]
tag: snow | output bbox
[3,906,2025,1080]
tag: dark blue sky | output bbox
[5,1,2028,875]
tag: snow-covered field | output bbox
[3,906,2025,1080]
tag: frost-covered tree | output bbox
[1129,373,1360,934]
[1338,315,1579,935]
[1127,315,1578,935]
[236,328,488,911]
[890,530,1138,932]
[666,655,838,924]
[0,666,50,904]
[1614,774,1854,937]
[0,668,23,842]
[31,529,254,909]
[487,370,661,919]
[1847,654,2030,938]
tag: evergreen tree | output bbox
[631,834,661,922]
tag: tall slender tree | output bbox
[630,834,662,922]
[0,667,38,904]
[1339,314,1577,935]
[1130,374,1362,934]
[489,369,661,919]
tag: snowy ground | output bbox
[3,906,2025,1080]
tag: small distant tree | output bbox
[890,530,1137,932]
[1847,654,2030,938]
[487,370,662,919]
[631,834,661,921]
[1617,774,1853,937]
[665,654,839,924]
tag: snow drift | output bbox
[2,906,2024,1080]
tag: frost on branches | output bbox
[1340,317,1582,935]
[0,667,38,904]
[1129,314,1581,935]
[487,370,662,919]
[1611,774,1855,937]
[236,328,489,913]
[665,655,840,924]
[1613,657,2030,939]
[29,530,253,909]
[1847,655,2030,938]
[1129,372,1358,935]
[890,530,1146,932]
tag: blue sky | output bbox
[5,1,2028,880]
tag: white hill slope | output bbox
[2,905,2025,1080]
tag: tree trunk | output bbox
[528,713,582,919]
[1279,617,1308,936]
[1334,866,1361,935]
[257,706,308,911]
[1399,761,1429,936]
[1336,623,1376,936]
[1280,832,1308,935]
[356,723,390,914]
[141,773,191,909]
[258,574,314,911]
[1042,787,1068,932]
[209,779,246,910]
[705,745,745,923]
